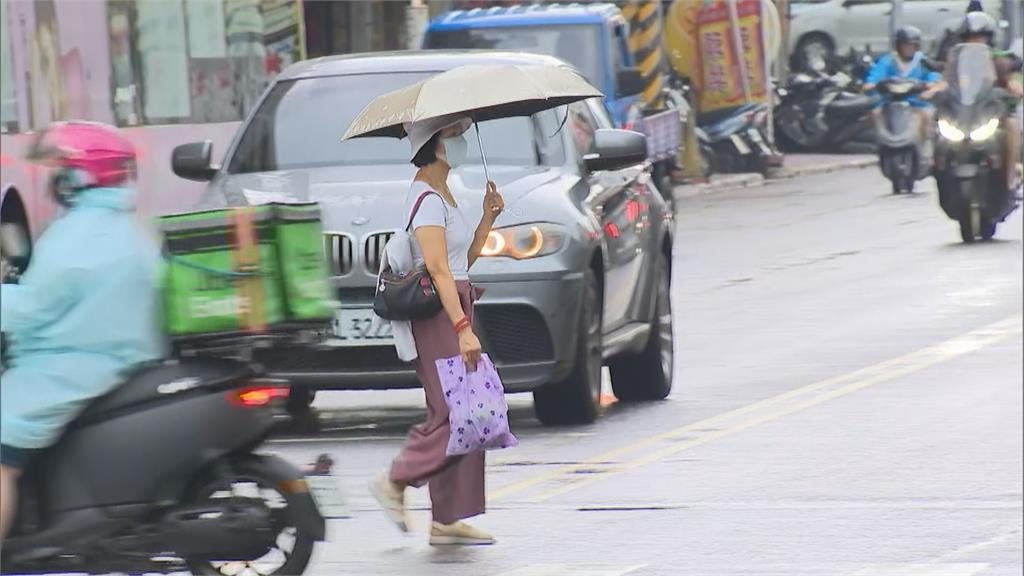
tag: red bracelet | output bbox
[454,317,471,333]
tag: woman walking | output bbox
[371,115,505,546]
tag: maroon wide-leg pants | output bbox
[389,281,485,524]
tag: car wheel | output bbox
[533,268,603,426]
[795,33,834,73]
[610,253,673,401]
[286,386,317,420]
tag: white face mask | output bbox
[441,134,468,169]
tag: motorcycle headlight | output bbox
[937,118,965,142]
[969,118,999,142]
[481,223,566,260]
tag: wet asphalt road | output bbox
[269,167,1023,576]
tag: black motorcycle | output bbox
[773,68,876,153]
[933,44,1019,243]
[699,103,777,174]
[875,78,932,194]
[1,245,327,574]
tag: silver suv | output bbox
[171,50,675,426]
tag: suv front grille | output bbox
[476,305,555,364]
[364,232,394,273]
[324,233,354,276]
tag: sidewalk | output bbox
[674,153,877,200]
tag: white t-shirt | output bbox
[405,181,473,280]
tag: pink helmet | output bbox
[26,121,136,188]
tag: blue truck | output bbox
[422,3,682,193]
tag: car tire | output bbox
[286,385,317,420]
[794,33,834,73]
[533,268,603,426]
[609,253,673,402]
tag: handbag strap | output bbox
[376,189,441,282]
[405,189,442,233]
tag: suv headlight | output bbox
[481,223,566,260]
[937,118,965,142]
[969,118,999,142]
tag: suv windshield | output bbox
[228,72,565,174]
[424,25,603,86]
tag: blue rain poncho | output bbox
[1,187,162,449]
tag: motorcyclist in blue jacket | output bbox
[1,122,162,539]
[863,26,943,163]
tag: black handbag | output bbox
[372,191,444,321]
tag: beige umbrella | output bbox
[342,64,602,180]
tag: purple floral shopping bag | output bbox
[435,353,518,456]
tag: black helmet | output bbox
[895,26,922,48]
[959,11,997,42]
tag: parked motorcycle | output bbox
[933,44,1018,243]
[699,103,776,174]
[662,76,714,178]
[773,68,876,153]
[1,239,328,574]
[875,78,933,194]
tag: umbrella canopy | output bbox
[341,64,603,141]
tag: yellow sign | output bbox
[665,0,769,115]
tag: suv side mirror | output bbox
[584,129,647,172]
[172,140,218,182]
[616,68,646,99]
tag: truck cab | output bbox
[422,3,647,129]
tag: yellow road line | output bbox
[489,315,1022,503]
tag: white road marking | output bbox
[850,564,990,576]
[933,519,1024,562]
[495,565,648,576]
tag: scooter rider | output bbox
[0,122,162,539]
[953,11,1023,197]
[862,26,943,162]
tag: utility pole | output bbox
[406,0,429,50]
[777,0,789,80]
[1002,0,1021,50]
[889,0,904,49]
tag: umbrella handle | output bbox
[474,122,490,183]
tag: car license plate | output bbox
[306,474,350,519]
[331,308,394,346]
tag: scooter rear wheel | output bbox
[959,216,977,243]
[185,459,315,576]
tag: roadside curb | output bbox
[766,157,878,180]
[673,157,877,201]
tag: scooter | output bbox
[1,357,326,575]
[1,242,327,575]
[699,104,776,174]
[933,44,1019,243]
[875,78,932,194]
[773,68,876,153]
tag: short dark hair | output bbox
[412,132,441,167]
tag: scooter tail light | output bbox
[227,380,291,407]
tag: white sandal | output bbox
[429,521,496,546]
[369,474,408,533]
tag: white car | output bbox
[788,0,1003,70]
